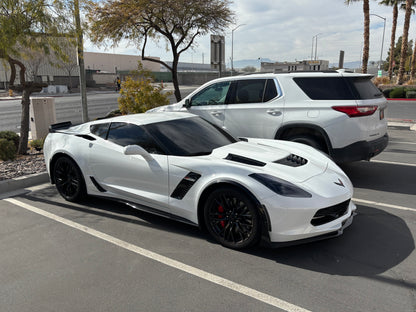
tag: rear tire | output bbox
[53,156,86,202]
[203,187,261,249]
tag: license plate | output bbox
[380,109,385,120]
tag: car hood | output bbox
[147,102,185,113]
[211,139,331,183]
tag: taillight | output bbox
[332,105,378,117]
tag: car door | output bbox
[187,80,232,129]
[88,122,170,212]
[223,78,284,139]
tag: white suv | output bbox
[149,71,388,163]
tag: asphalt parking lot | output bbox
[1,126,415,312]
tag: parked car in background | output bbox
[148,70,388,163]
[44,113,356,249]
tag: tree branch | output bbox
[141,30,172,72]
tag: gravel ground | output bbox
[0,152,46,181]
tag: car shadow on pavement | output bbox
[22,186,415,288]
[340,161,416,195]
[23,187,202,240]
[250,204,414,284]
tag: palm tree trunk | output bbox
[411,40,416,78]
[397,0,413,84]
[388,3,398,81]
[362,0,370,73]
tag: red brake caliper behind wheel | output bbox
[218,205,225,228]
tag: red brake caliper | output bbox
[218,205,225,228]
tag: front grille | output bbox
[311,199,350,226]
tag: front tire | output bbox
[53,156,86,202]
[204,187,261,249]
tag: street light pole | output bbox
[231,24,245,76]
[74,0,88,122]
[370,14,386,70]
[311,33,322,61]
[315,33,322,61]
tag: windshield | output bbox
[144,117,237,156]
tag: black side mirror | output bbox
[184,98,191,108]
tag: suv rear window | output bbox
[293,77,383,100]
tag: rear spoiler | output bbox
[49,121,72,133]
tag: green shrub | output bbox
[0,138,16,161]
[29,138,44,151]
[118,62,172,114]
[382,88,393,98]
[389,87,406,98]
[406,90,416,98]
[0,131,19,151]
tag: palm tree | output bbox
[397,0,413,84]
[346,0,370,73]
[379,0,405,80]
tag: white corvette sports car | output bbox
[44,112,356,249]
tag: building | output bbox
[84,52,160,73]
[261,60,329,73]
[0,51,160,90]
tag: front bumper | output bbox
[264,210,356,248]
[261,198,357,248]
[331,133,389,163]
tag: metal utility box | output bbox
[30,97,56,140]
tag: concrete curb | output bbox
[0,172,49,198]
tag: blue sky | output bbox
[84,0,416,66]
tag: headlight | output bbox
[249,173,312,198]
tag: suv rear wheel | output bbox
[287,134,325,152]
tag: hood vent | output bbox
[275,154,308,167]
[225,154,266,167]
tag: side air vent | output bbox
[76,134,96,141]
[171,172,201,200]
[275,154,307,167]
[225,154,266,167]
[90,176,106,192]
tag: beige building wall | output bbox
[84,52,160,73]
[261,60,329,73]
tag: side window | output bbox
[90,123,110,139]
[263,79,278,102]
[234,79,266,104]
[190,81,231,106]
[293,77,354,100]
[107,122,164,154]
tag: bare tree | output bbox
[88,0,234,101]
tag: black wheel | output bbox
[53,156,86,202]
[288,135,324,151]
[204,187,261,249]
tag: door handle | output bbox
[210,111,222,117]
[267,109,282,116]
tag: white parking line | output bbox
[392,141,416,145]
[353,198,416,212]
[371,159,416,167]
[4,198,311,312]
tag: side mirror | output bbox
[123,145,153,161]
[184,98,191,109]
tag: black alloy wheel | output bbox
[54,156,86,202]
[204,187,260,249]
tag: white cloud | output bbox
[85,0,416,65]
